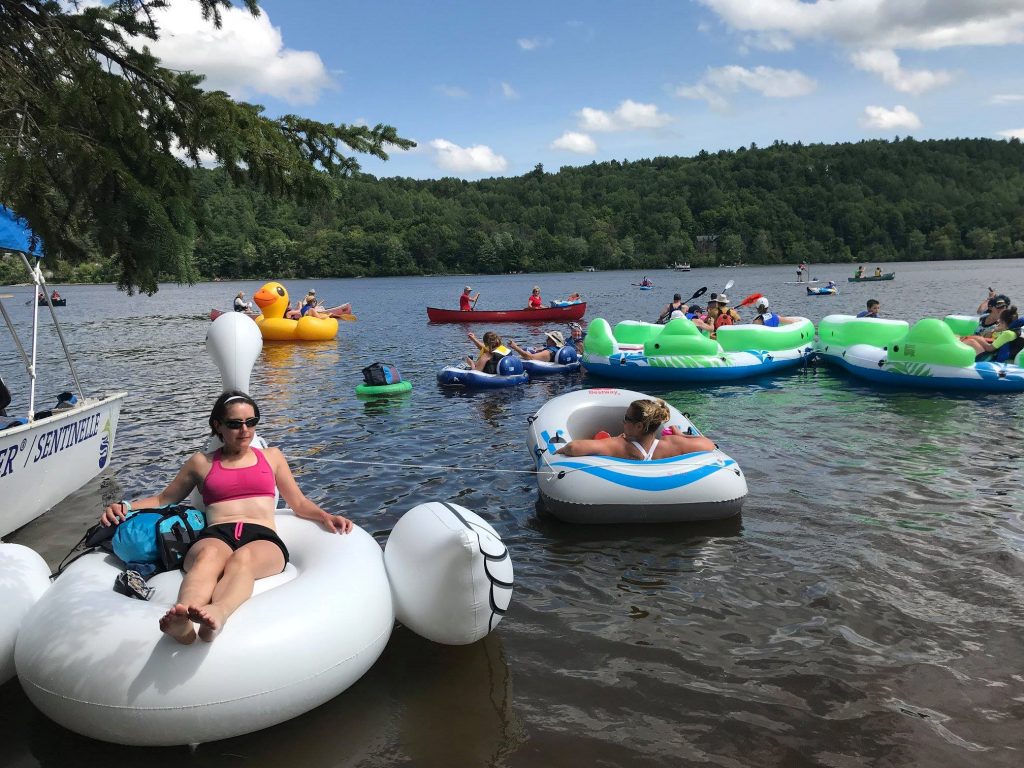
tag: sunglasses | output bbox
[222,417,259,430]
[623,414,639,423]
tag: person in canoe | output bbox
[508,330,566,363]
[856,299,880,318]
[98,391,353,644]
[874,267,882,277]
[854,265,864,279]
[554,399,716,460]
[526,286,543,309]
[466,331,510,373]
[233,291,251,312]
[50,289,61,302]
[460,285,480,311]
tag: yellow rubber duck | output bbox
[252,282,339,341]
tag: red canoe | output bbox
[426,303,586,323]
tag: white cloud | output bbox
[137,0,332,105]
[863,105,922,131]
[998,128,1024,139]
[697,0,1024,51]
[577,100,673,132]
[517,36,552,51]
[851,48,952,94]
[676,65,816,109]
[437,85,469,99]
[429,139,508,173]
[501,82,519,99]
[551,132,597,154]
[990,94,1024,105]
[742,32,794,51]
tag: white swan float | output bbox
[5,312,514,746]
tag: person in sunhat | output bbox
[712,293,735,331]
[508,330,567,362]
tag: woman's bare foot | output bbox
[188,604,227,642]
[159,604,196,644]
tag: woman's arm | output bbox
[99,453,204,526]
[555,438,623,458]
[664,434,716,454]
[267,448,352,533]
[467,332,485,351]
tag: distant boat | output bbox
[848,272,895,282]
[583,265,597,272]
[672,263,691,271]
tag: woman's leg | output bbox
[188,540,285,642]
[159,538,232,643]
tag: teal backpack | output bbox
[111,505,207,570]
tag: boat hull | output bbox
[0,393,125,537]
[426,304,586,323]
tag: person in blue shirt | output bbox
[751,297,781,327]
[856,299,880,318]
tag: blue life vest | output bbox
[762,313,780,327]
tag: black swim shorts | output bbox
[195,522,290,570]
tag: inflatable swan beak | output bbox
[385,502,513,645]
[207,311,263,393]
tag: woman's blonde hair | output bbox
[482,331,502,350]
[627,398,670,435]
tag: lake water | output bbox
[2,260,1024,767]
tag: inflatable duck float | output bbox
[253,281,339,341]
[1,313,513,746]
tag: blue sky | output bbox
[143,0,1024,179]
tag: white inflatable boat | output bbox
[527,388,747,523]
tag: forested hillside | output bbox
[13,137,1024,284]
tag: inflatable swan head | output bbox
[206,311,262,394]
[252,281,291,319]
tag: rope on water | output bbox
[291,455,539,475]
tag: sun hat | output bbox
[545,330,566,347]
[716,293,730,305]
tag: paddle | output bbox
[337,313,357,322]
[722,279,735,293]
[736,292,763,308]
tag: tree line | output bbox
[6,136,1024,286]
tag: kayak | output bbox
[807,286,837,295]
[848,273,895,282]
[426,304,586,323]
[211,305,355,322]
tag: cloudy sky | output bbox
[141,0,1024,179]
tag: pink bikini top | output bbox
[201,448,276,506]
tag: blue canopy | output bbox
[0,207,43,256]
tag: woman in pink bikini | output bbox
[99,391,352,644]
[555,399,715,460]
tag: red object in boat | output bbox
[426,303,586,323]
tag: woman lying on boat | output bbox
[555,399,715,460]
[99,391,352,644]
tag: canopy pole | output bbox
[20,252,86,407]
